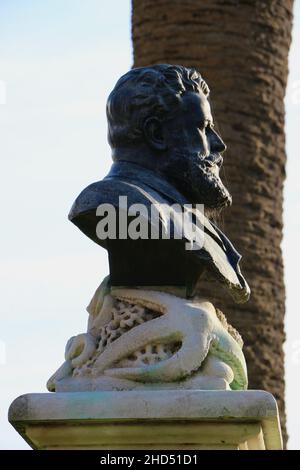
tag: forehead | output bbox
[180,90,213,123]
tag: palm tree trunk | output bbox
[132,0,294,445]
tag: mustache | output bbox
[171,148,224,167]
[201,153,224,169]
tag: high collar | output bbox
[105,161,189,206]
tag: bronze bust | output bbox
[69,64,250,303]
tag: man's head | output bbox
[106,64,231,210]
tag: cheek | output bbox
[193,129,209,154]
[167,129,190,148]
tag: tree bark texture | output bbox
[132,0,294,445]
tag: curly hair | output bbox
[106,64,209,148]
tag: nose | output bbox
[209,128,227,153]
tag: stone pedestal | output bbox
[8,390,282,450]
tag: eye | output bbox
[205,121,215,134]
[198,121,207,131]
[198,120,214,132]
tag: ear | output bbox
[143,117,167,151]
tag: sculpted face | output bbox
[160,91,232,210]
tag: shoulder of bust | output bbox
[68,178,155,222]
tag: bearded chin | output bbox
[187,167,232,210]
[163,149,232,211]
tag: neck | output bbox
[111,145,164,173]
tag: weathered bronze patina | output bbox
[69,65,250,302]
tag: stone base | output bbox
[55,374,231,392]
[8,390,282,450]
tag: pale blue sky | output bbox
[0,0,299,449]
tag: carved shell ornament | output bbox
[47,278,247,391]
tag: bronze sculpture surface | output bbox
[69,65,250,302]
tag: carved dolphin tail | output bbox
[96,288,247,389]
[93,288,214,383]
